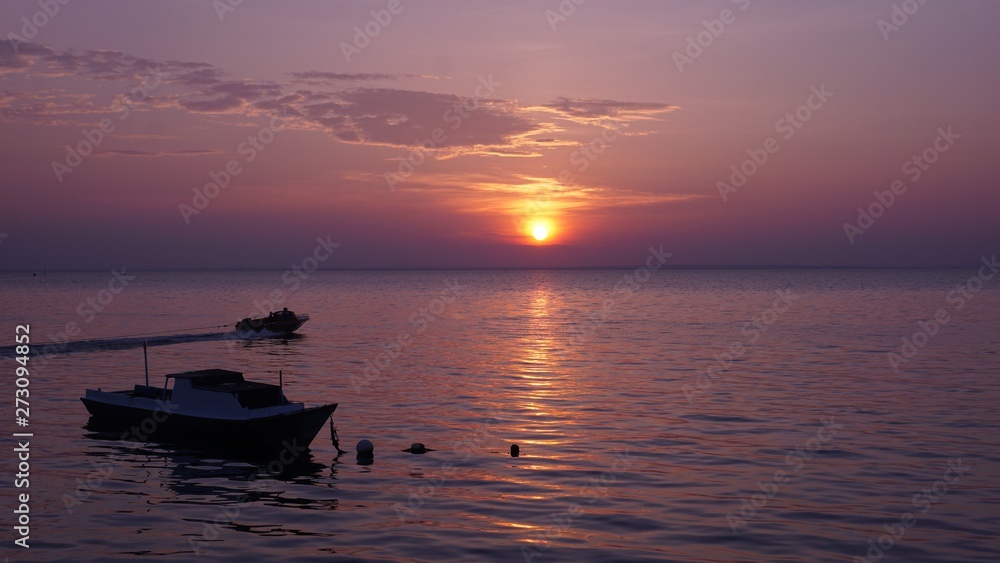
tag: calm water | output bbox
[1,269,998,562]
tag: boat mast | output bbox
[143,339,149,387]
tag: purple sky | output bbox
[1,0,998,269]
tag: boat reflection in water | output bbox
[80,432,334,482]
[75,436,340,552]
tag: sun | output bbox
[525,219,556,243]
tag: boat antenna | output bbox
[143,339,149,387]
[279,369,283,392]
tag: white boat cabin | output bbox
[87,369,306,419]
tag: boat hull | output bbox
[234,315,308,337]
[81,398,337,456]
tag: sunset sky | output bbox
[1,0,998,270]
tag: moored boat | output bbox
[81,368,336,455]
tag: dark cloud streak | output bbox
[1,41,674,154]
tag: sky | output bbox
[1,0,998,270]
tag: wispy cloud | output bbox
[288,70,434,84]
[1,41,676,156]
[179,79,283,114]
[93,149,226,158]
[0,89,100,124]
[533,97,677,126]
[370,171,708,217]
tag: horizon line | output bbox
[0,264,987,273]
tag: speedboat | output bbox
[235,308,309,337]
[81,368,337,455]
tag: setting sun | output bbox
[532,223,549,241]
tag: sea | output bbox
[0,269,998,562]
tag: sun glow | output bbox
[532,223,549,241]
